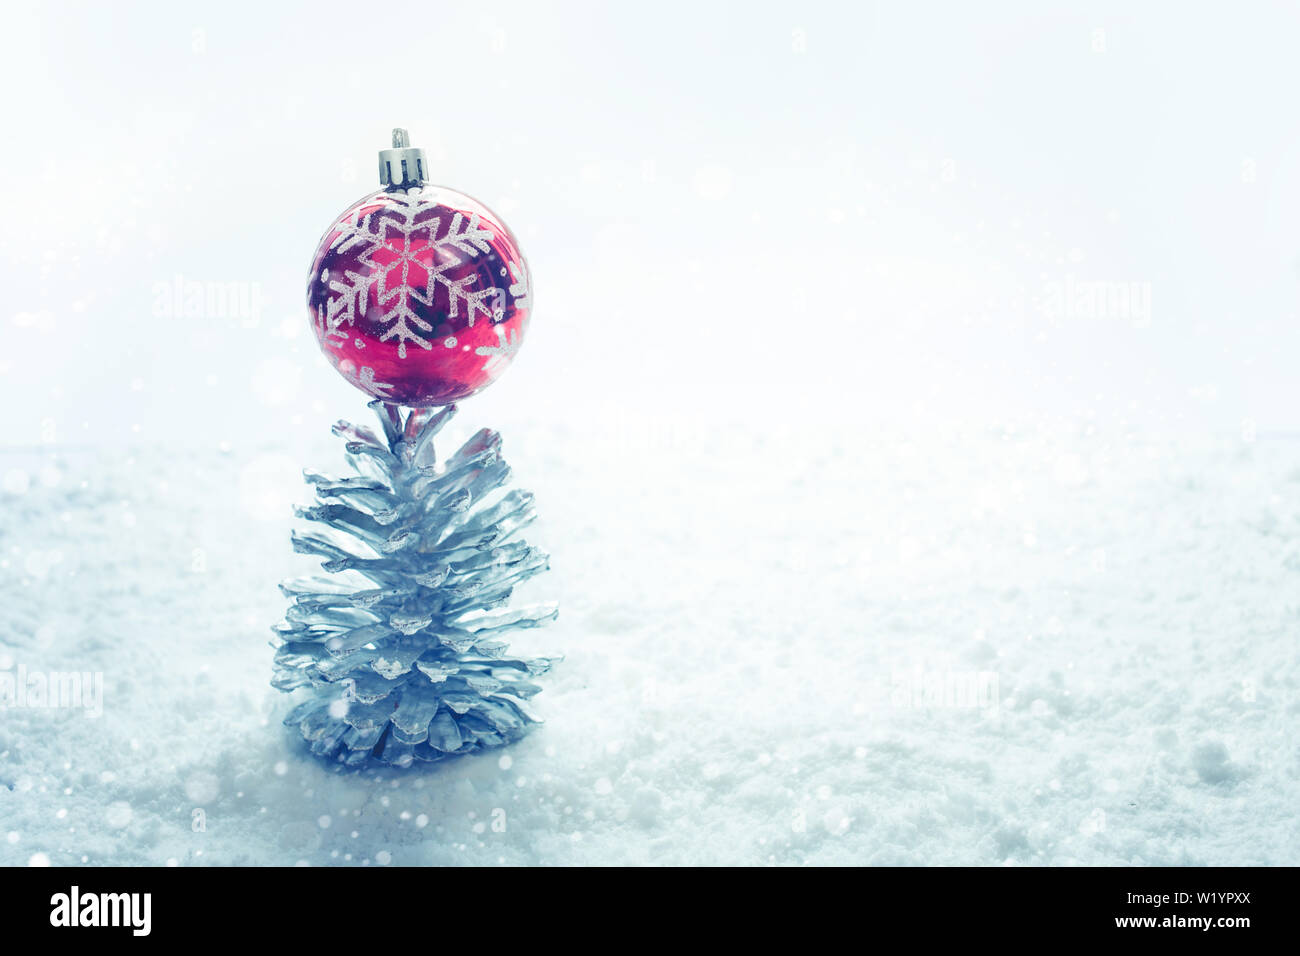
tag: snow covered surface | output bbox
[2,418,1297,866]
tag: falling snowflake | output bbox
[320,191,509,359]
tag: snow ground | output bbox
[1,418,1298,866]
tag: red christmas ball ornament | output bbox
[307,129,531,406]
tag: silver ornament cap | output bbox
[378,128,429,188]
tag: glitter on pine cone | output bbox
[272,401,559,768]
[307,186,531,406]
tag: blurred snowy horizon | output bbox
[5,1,1300,448]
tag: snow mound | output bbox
[1,424,1297,865]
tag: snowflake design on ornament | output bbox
[506,258,531,312]
[322,191,508,359]
[476,324,521,358]
[354,365,394,397]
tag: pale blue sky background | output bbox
[4,1,1300,446]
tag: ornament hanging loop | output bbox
[378,127,429,188]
